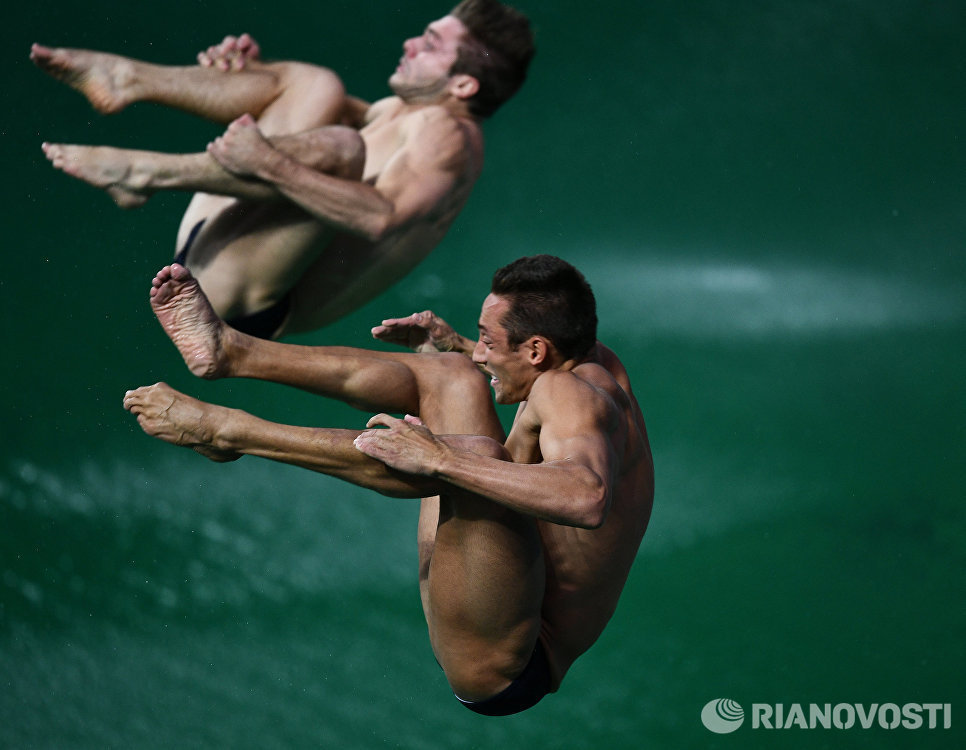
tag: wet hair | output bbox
[490,255,598,360]
[450,0,535,118]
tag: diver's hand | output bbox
[197,33,262,71]
[372,311,473,354]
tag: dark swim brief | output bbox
[175,219,291,340]
[224,297,291,340]
[456,642,552,717]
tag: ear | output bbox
[449,74,480,100]
[526,337,551,366]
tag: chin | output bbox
[493,388,522,406]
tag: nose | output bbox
[403,37,418,57]
[471,339,486,365]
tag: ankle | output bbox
[218,323,251,379]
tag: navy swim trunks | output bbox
[175,219,291,340]
[456,642,552,717]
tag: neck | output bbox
[537,350,583,375]
[396,91,476,120]
[558,345,602,372]
[556,357,583,373]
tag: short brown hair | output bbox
[450,0,535,118]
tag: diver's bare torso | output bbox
[506,346,655,686]
[176,94,483,336]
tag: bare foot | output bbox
[150,264,235,379]
[42,143,151,208]
[30,44,137,114]
[123,383,241,462]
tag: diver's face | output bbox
[472,294,538,405]
[389,15,466,101]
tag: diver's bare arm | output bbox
[210,110,468,240]
[357,375,617,528]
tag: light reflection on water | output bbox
[584,256,965,338]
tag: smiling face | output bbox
[389,15,469,102]
[472,294,542,404]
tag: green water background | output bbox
[2,0,964,748]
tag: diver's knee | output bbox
[272,61,345,98]
[442,649,530,703]
[449,434,509,461]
